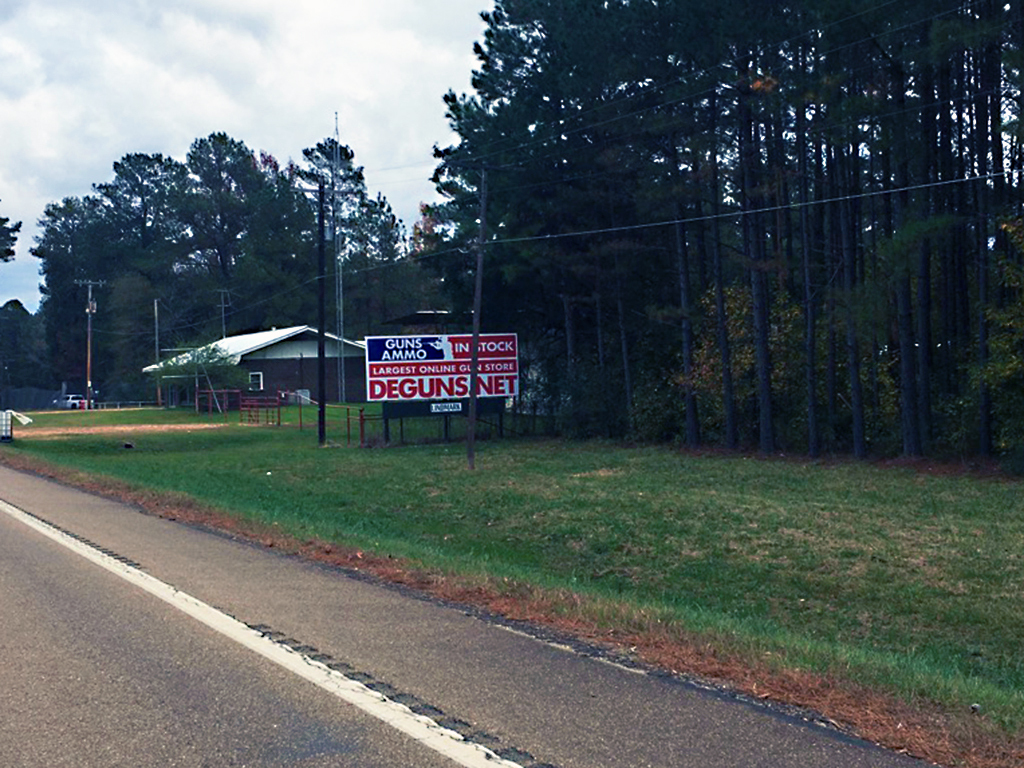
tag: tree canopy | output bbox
[30,132,427,400]
[0,200,20,263]
[19,1,1024,463]
[420,0,1024,458]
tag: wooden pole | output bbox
[466,167,487,470]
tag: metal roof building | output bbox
[144,326,367,403]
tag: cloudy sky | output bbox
[0,0,492,312]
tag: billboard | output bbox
[365,333,518,402]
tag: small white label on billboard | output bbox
[430,402,463,413]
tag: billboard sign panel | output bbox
[365,333,518,402]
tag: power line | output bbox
[429,1,1015,237]
[351,171,1008,277]
[488,172,1010,247]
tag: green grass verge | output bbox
[5,409,1024,733]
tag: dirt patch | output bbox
[21,423,228,438]
[2,449,1022,767]
[571,468,622,478]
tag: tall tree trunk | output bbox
[937,57,958,398]
[796,51,819,457]
[595,264,610,436]
[892,59,921,456]
[563,293,576,383]
[897,269,921,456]
[917,35,936,450]
[710,90,737,449]
[978,210,992,457]
[614,251,633,415]
[740,77,774,452]
[974,31,993,456]
[594,249,606,380]
[839,145,866,458]
[868,144,883,432]
[917,237,933,449]
[821,136,839,450]
[675,209,699,447]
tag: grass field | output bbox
[4,407,1024,764]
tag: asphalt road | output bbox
[0,464,933,768]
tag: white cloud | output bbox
[0,0,489,312]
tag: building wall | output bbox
[238,355,366,403]
[243,338,364,362]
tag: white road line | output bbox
[0,499,524,768]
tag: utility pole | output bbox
[217,289,231,339]
[317,180,327,446]
[75,279,105,409]
[466,167,487,471]
[333,114,347,404]
[444,158,501,470]
[154,299,162,406]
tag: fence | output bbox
[192,388,550,447]
[0,387,62,411]
[279,394,549,447]
[358,406,548,447]
[283,396,519,448]
[196,389,243,418]
[195,388,281,425]
[239,393,280,426]
[286,396,365,446]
